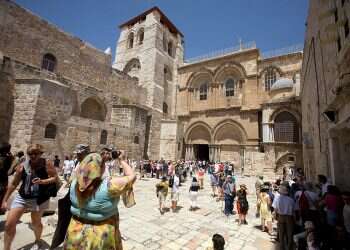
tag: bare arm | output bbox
[2,165,23,205]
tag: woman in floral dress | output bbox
[64,149,136,250]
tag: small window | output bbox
[168,41,173,57]
[288,156,295,162]
[225,79,235,97]
[264,68,276,91]
[344,20,349,38]
[163,34,167,51]
[138,28,144,45]
[163,102,168,114]
[41,54,56,72]
[342,0,345,6]
[199,83,208,100]
[134,135,139,144]
[128,33,134,49]
[178,142,181,151]
[337,36,342,52]
[334,9,338,23]
[45,123,57,139]
[100,130,108,145]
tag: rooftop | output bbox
[119,6,184,37]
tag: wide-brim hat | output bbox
[73,144,90,154]
[240,184,247,190]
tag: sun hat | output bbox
[73,144,90,154]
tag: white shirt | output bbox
[343,204,350,233]
[172,175,180,192]
[321,182,330,196]
[272,194,295,216]
[294,190,319,210]
[63,160,74,174]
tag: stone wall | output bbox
[301,0,350,190]
[0,0,111,90]
[0,1,149,160]
[0,56,15,142]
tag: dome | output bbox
[270,78,294,91]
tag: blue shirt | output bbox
[70,178,120,221]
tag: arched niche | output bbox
[80,97,106,121]
[185,122,212,144]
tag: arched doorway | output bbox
[213,121,246,165]
[185,123,211,161]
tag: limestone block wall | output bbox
[0,56,15,142]
[159,120,178,160]
[0,0,112,90]
[9,82,40,151]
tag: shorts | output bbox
[171,191,179,202]
[158,192,167,203]
[11,193,49,212]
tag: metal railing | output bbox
[185,41,257,64]
[261,44,304,59]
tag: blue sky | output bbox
[14,0,308,60]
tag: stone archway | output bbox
[185,122,212,161]
[276,153,296,176]
[80,97,107,121]
[213,120,247,165]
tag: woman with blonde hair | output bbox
[63,149,136,250]
[258,184,273,234]
[2,144,58,250]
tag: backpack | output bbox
[168,176,174,188]
[299,191,309,211]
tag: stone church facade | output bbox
[0,1,303,176]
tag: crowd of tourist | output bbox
[1,140,350,250]
[254,171,350,250]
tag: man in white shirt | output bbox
[272,185,295,250]
[171,172,180,212]
[317,175,330,197]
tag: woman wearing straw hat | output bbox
[258,184,273,234]
[237,184,249,225]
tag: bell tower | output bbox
[113,7,184,159]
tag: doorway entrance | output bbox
[194,144,209,161]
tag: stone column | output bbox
[185,145,189,160]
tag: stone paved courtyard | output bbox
[0,174,277,250]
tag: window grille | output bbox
[41,54,56,72]
[45,123,57,139]
[100,130,108,145]
[134,135,139,144]
[274,112,299,142]
[225,79,235,96]
[264,68,276,91]
[199,83,208,100]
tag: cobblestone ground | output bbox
[0,174,277,250]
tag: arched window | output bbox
[264,68,277,91]
[199,83,208,100]
[44,123,57,139]
[274,112,299,143]
[127,32,134,49]
[138,28,144,45]
[100,130,107,145]
[163,102,168,114]
[80,97,106,121]
[134,135,139,144]
[41,53,56,72]
[167,41,173,57]
[225,79,235,97]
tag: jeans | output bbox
[224,193,234,215]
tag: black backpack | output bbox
[168,176,174,188]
